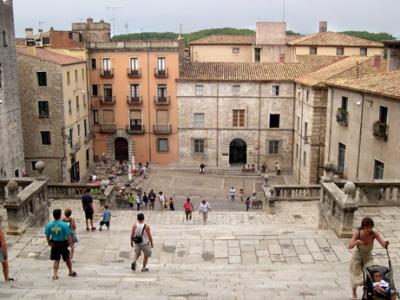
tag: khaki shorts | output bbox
[134,242,152,257]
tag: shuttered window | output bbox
[156,110,169,125]
[232,109,245,128]
[103,110,114,124]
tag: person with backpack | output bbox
[130,213,154,272]
[148,190,156,211]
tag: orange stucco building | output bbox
[87,40,183,164]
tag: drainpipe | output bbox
[147,51,152,163]
[298,85,304,183]
[216,82,219,167]
[356,93,365,180]
[291,83,296,173]
[257,82,261,170]
[327,88,334,163]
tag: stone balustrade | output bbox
[47,183,101,200]
[0,178,34,204]
[4,179,50,235]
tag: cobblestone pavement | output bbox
[1,199,399,299]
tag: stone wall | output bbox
[0,0,25,178]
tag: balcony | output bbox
[153,124,172,134]
[70,140,82,156]
[100,124,117,133]
[127,96,143,105]
[154,96,170,106]
[127,68,141,78]
[99,96,116,105]
[84,132,95,144]
[154,68,168,78]
[126,124,145,134]
[336,109,348,126]
[373,121,388,141]
[38,112,49,118]
[100,68,114,79]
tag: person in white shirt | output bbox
[199,200,211,224]
[229,187,235,201]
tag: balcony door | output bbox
[129,110,142,130]
[338,143,346,176]
[157,57,166,71]
[156,110,169,125]
[379,106,388,124]
[157,85,167,98]
[103,110,114,125]
[102,58,112,71]
[130,58,139,71]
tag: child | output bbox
[169,197,175,211]
[372,270,396,299]
[239,189,244,202]
[245,197,251,212]
[62,208,78,260]
[127,193,135,210]
[99,205,112,231]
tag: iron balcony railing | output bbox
[336,109,349,126]
[154,96,170,105]
[153,124,172,134]
[99,96,116,105]
[127,68,141,78]
[154,68,168,78]
[127,95,143,105]
[373,121,388,141]
[126,124,145,134]
[100,68,114,78]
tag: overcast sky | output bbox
[12,0,399,38]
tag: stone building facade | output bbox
[324,71,400,181]
[0,0,25,178]
[72,18,111,44]
[177,62,316,170]
[16,48,92,183]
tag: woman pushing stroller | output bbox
[348,217,396,300]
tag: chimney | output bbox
[372,55,382,68]
[319,21,328,33]
[279,53,286,64]
[87,17,93,24]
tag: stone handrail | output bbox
[47,183,101,200]
[0,178,34,203]
[4,179,50,235]
[319,180,358,238]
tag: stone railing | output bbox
[263,184,320,213]
[0,178,34,204]
[319,180,358,238]
[47,183,101,200]
[355,181,400,205]
[4,179,50,235]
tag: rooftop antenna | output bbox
[140,27,143,40]
[282,0,286,22]
[124,22,129,34]
[38,21,45,31]
[106,6,123,36]
[179,24,183,39]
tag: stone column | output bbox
[4,180,22,235]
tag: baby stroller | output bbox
[362,246,399,300]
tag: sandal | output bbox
[8,278,14,282]
[141,268,149,272]
[68,272,77,277]
[52,275,59,280]
[131,262,136,271]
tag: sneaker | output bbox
[68,272,77,277]
[131,262,136,271]
[189,220,192,224]
[141,268,149,272]
[91,227,96,231]
[99,227,102,231]
[86,227,90,231]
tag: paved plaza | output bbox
[0,170,399,299]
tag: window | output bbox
[92,110,99,124]
[38,101,49,117]
[157,138,169,152]
[102,58,112,71]
[91,58,96,69]
[37,72,47,86]
[129,110,142,130]
[232,85,240,96]
[69,128,73,147]
[379,106,388,124]
[306,89,309,102]
[374,160,384,179]
[31,161,38,170]
[341,96,348,110]
[83,95,86,108]
[232,109,245,128]
[194,113,204,128]
[103,110,114,125]
[157,84,167,98]
[272,85,280,96]
[296,144,299,159]
[92,84,98,96]
[304,122,308,138]
[360,48,368,56]
[77,124,81,137]
[0,64,2,90]
[194,139,205,153]
[255,48,261,62]
[303,151,307,166]
[130,84,140,97]
[103,85,113,102]
[268,140,280,155]
[195,85,204,96]
[2,31,7,47]
[86,149,90,168]
[75,69,78,83]
[76,96,80,111]
[84,119,88,137]
[336,47,344,56]
[310,47,317,55]
[67,71,70,85]
[297,116,300,131]
[130,58,139,70]
[232,47,240,53]
[156,110,169,125]
[68,100,72,114]
[338,143,346,175]
[157,57,166,71]
[269,114,280,128]
[41,131,51,145]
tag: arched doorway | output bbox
[115,138,129,162]
[229,139,247,164]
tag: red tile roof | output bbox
[16,47,85,66]
[288,32,383,47]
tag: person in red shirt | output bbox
[183,198,194,224]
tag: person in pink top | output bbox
[183,198,194,224]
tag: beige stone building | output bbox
[16,47,93,182]
[190,21,383,63]
[0,0,25,178]
[293,56,386,184]
[324,71,400,181]
[177,62,318,170]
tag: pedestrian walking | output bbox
[200,163,206,174]
[183,198,194,224]
[199,200,211,224]
[136,195,141,211]
[148,190,156,211]
[142,192,149,210]
[62,209,78,261]
[168,197,175,211]
[81,188,96,231]
[131,213,154,272]
[44,209,77,280]
[158,191,166,211]
[245,197,251,211]
[239,188,244,202]
[0,218,14,282]
[127,193,135,210]
[99,205,112,231]
[229,187,236,201]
